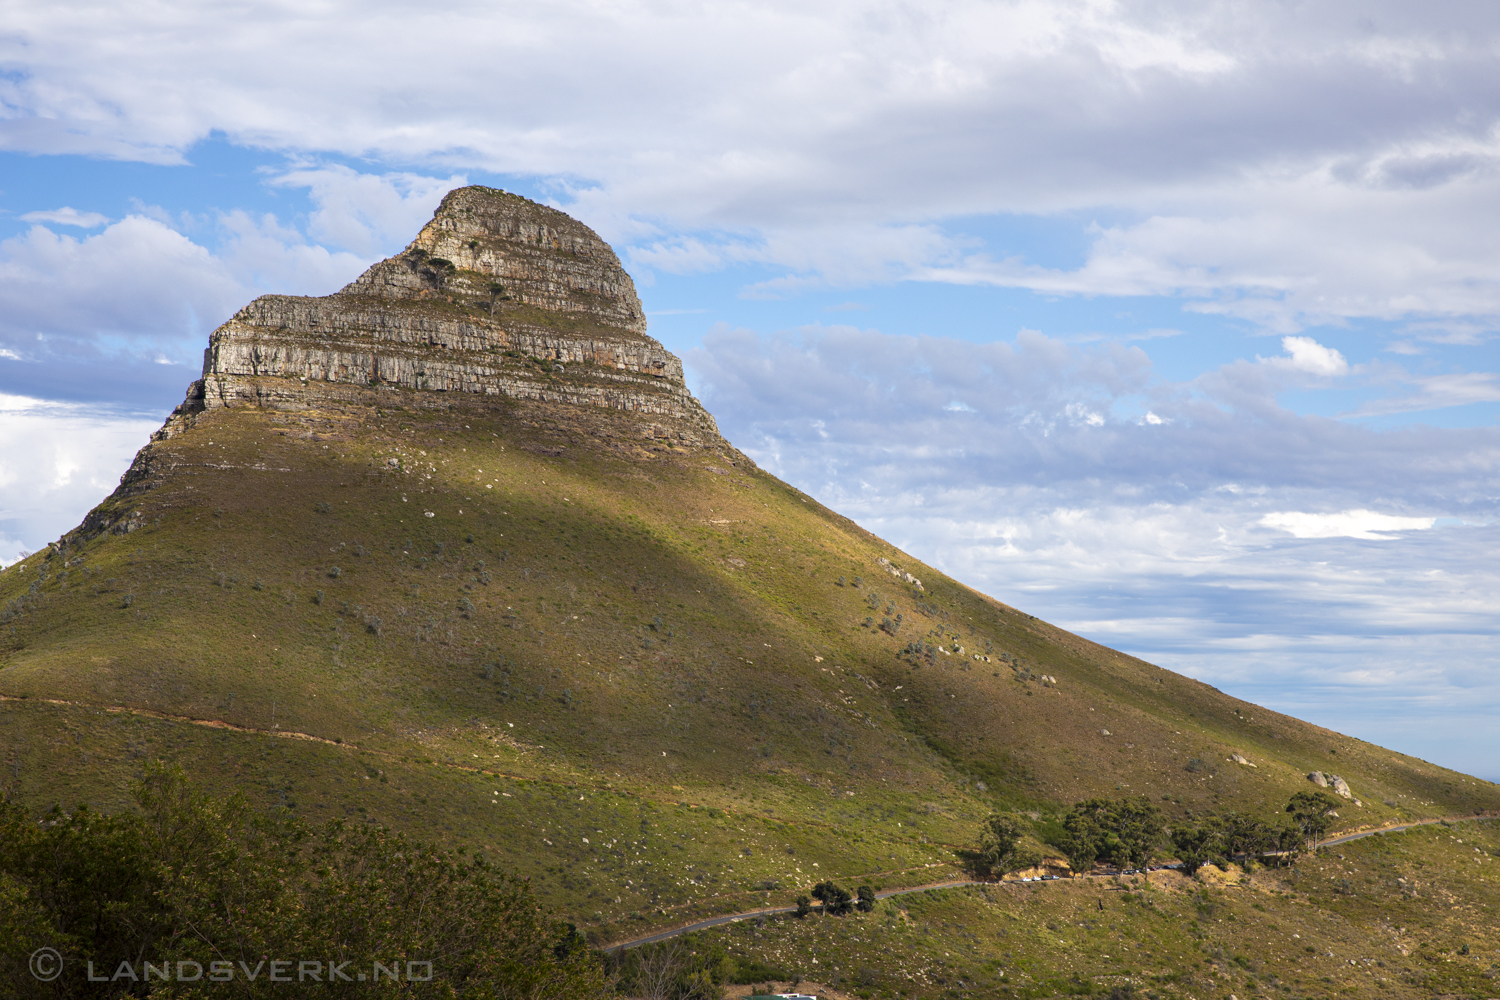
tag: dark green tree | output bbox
[794,895,811,918]
[0,764,607,999]
[1169,824,1223,875]
[424,257,457,291]
[975,813,1042,878]
[1286,791,1342,851]
[810,881,853,916]
[1213,811,1276,860]
[855,885,876,912]
[1061,797,1165,872]
[488,281,509,315]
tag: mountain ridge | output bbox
[2,187,1498,998]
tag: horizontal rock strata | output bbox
[182,186,719,442]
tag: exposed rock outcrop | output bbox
[72,187,745,542]
[1309,771,1354,799]
[177,186,721,444]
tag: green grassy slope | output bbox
[686,817,1500,1000]
[1,382,1495,951]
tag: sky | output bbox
[0,0,1496,779]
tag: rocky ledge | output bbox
[172,186,721,445]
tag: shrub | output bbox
[811,881,853,916]
[329,566,342,578]
[313,590,324,605]
[795,895,811,918]
[1286,791,1342,849]
[1060,797,1164,871]
[0,765,607,998]
[1170,824,1221,875]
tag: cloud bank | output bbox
[690,325,1500,776]
[3,1,1500,328]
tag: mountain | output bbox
[2,186,1497,998]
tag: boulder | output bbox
[1308,771,1329,787]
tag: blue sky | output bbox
[0,0,1496,780]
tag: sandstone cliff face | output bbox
[183,186,718,443]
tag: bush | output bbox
[0,765,607,999]
[1170,824,1221,874]
[1060,797,1164,871]
[973,814,1041,877]
[811,881,853,916]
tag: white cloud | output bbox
[1259,509,1436,540]
[267,165,467,257]
[1272,335,1349,377]
[0,216,242,358]
[689,324,1500,775]
[1343,372,1500,417]
[19,207,110,227]
[3,1,1500,326]
[0,184,404,389]
[0,394,159,566]
[212,208,369,297]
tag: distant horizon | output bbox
[1,1,1496,782]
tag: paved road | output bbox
[1320,815,1491,848]
[601,814,1497,953]
[601,880,987,953]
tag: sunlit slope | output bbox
[1,384,1496,932]
[675,816,1500,1000]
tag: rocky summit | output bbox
[192,185,718,440]
[3,187,1499,1000]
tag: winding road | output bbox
[601,814,1497,953]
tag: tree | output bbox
[488,281,509,315]
[0,764,608,999]
[1061,797,1165,872]
[1213,811,1276,861]
[629,942,687,1000]
[795,895,811,918]
[1286,791,1341,851]
[1061,802,1107,872]
[975,813,1042,878]
[811,881,853,916]
[424,257,457,292]
[856,885,876,912]
[1169,824,1223,875]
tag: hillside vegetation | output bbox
[2,388,1494,923]
[1,187,1496,998]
